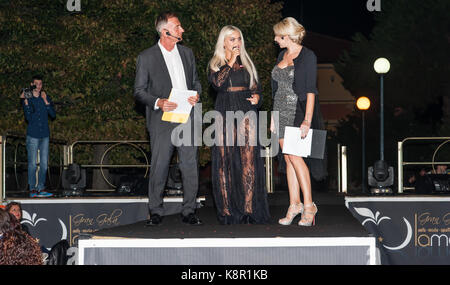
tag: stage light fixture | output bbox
[165,164,183,196]
[62,163,86,196]
[368,160,394,195]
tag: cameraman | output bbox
[20,75,56,198]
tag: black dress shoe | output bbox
[181,213,203,225]
[145,214,162,226]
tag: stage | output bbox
[78,203,377,265]
[8,191,450,265]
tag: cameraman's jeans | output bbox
[26,136,49,191]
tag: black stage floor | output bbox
[91,203,369,239]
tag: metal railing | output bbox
[398,137,450,193]
[1,137,275,200]
[1,133,67,201]
[67,142,275,192]
[68,140,150,190]
[337,144,348,194]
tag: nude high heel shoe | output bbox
[278,203,304,225]
[298,202,317,226]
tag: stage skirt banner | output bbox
[345,197,450,265]
[12,198,150,250]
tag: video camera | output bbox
[22,85,37,99]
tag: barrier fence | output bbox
[0,134,274,201]
[398,137,450,194]
[4,134,447,201]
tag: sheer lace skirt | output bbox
[211,90,271,224]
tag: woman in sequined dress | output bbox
[271,17,327,226]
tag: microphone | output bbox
[236,55,244,68]
[232,46,243,68]
[236,55,242,65]
[166,31,181,41]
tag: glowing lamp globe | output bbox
[357,97,371,110]
[374,58,390,74]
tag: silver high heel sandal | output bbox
[278,203,304,225]
[298,202,317,226]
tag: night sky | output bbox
[280,0,376,40]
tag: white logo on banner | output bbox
[22,211,47,227]
[58,218,68,240]
[21,211,68,241]
[353,207,413,251]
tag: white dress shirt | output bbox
[154,41,187,110]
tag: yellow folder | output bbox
[162,111,190,123]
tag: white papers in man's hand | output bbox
[168,88,197,114]
[282,126,313,157]
[162,88,197,123]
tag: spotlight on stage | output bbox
[165,164,183,196]
[368,160,394,194]
[62,163,86,196]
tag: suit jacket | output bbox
[134,43,202,133]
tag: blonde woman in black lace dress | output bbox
[271,18,327,226]
[208,25,270,225]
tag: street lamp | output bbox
[357,96,370,194]
[369,57,394,194]
[373,57,390,160]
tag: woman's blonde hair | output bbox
[273,17,306,44]
[208,25,258,88]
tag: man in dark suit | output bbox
[134,12,202,226]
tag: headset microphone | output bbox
[166,31,181,41]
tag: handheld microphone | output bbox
[232,46,243,68]
[236,55,244,69]
[236,55,242,66]
[166,31,181,41]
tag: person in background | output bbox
[404,171,416,188]
[5,202,30,235]
[0,209,43,265]
[21,74,56,198]
[433,165,448,174]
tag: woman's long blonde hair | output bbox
[208,25,258,88]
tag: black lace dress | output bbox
[208,62,271,225]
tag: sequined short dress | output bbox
[271,65,297,138]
